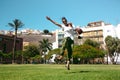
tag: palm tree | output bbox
[8,19,24,64]
[39,39,52,63]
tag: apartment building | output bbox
[0,34,23,53]
[81,21,116,49]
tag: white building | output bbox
[103,24,116,39]
[115,24,120,39]
[52,29,64,49]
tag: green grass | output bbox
[0,64,120,80]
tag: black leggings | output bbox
[60,37,74,61]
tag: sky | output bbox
[0,0,120,31]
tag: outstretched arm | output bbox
[46,16,62,28]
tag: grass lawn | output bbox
[0,64,120,80]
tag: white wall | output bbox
[115,24,120,39]
[103,25,116,44]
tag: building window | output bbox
[3,43,7,53]
[0,37,2,41]
[95,31,98,36]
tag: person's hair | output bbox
[62,17,67,22]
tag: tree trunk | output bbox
[12,35,16,64]
[12,29,17,64]
[107,53,108,64]
[110,57,115,64]
[115,53,119,64]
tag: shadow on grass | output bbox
[71,71,90,73]
[65,70,99,74]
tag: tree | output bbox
[48,48,60,58]
[15,50,23,64]
[39,39,52,63]
[39,39,52,52]
[43,29,49,34]
[105,36,120,64]
[73,45,105,64]
[23,45,39,63]
[8,19,24,64]
[84,39,100,48]
[0,51,3,63]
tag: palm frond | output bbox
[8,19,24,30]
[14,19,24,28]
[8,23,14,27]
[39,39,52,51]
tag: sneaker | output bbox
[66,61,70,70]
